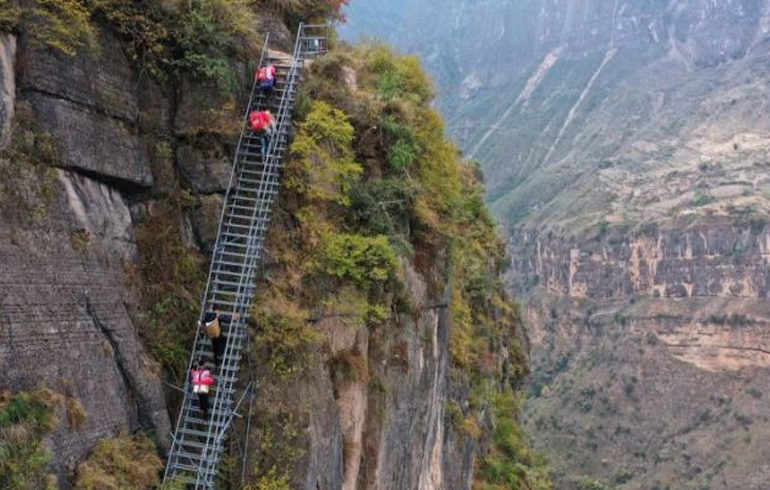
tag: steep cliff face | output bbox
[508,219,770,487]
[343,1,770,488]
[0,3,536,489]
[247,267,471,489]
[0,2,269,485]
[0,27,172,485]
[238,46,541,489]
[511,221,770,304]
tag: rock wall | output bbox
[509,221,770,488]
[0,16,262,485]
[1,13,496,490]
[510,221,770,301]
[509,221,770,370]
[0,172,169,483]
[0,25,172,485]
[247,263,476,490]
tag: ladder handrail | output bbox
[162,33,271,486]
[163,22,328,489]
[194,24,311,480]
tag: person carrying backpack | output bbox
[248,109,277,161]
[190,359,214,418]
[256,63,277,97]
[200,304,239,367]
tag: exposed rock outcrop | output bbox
[248,263,477,490]
[510,222,770,302]
[176,143,232,194]
[509,222,770,488]
[0,169,169,484]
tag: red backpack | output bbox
[256,65,276,82]
[249,110,273,132]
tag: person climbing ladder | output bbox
[248,109,276,161]
[256,63,277,98]
[190,359,214,418]
[163,24,328,487]
[200,304,239,368]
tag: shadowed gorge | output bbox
[343,0,770,488]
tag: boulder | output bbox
[192,194,224,253]
[176,143,232,194]
[27,93,153,188]
[17,27,138,122]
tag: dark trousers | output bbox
[211,335,227,365]
[198,393,210,417]
[260,132,272,160]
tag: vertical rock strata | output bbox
[247,264,478,490]
[0,10,517,490]
[0,27,169,482]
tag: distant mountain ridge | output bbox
[343,0,770,231]
[344,2,770,488]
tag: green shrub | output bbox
[174,0,258,91]
[250,294,319,377]
[315,233,398,292]
[89,0,171,79]
[348,178,419,237]
[0,0,20,31]
[134,200,206,381]
[475,388,552,490]
[246,466,291,490]
[692,190,716,207]
[288,101,360,206]
[26,0,96,55]
[74,433,162,490]
[91,0,258,89]
[0,389,59,490]
[360,43,434,104]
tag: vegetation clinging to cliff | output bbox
[247,41,550,487]
[134,193,206,382]
[251,42,489,378]
[2,0,347,89]
[0,389,59,490]
[73,433,163,490]
[3,0,259,90]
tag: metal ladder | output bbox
[162,24,328,490]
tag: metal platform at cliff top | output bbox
[163,24,328,490]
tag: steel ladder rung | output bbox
[166,27,324,489]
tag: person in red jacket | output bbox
[248,109,276,161]
[190,359,214,418]
[256,63,277,97]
